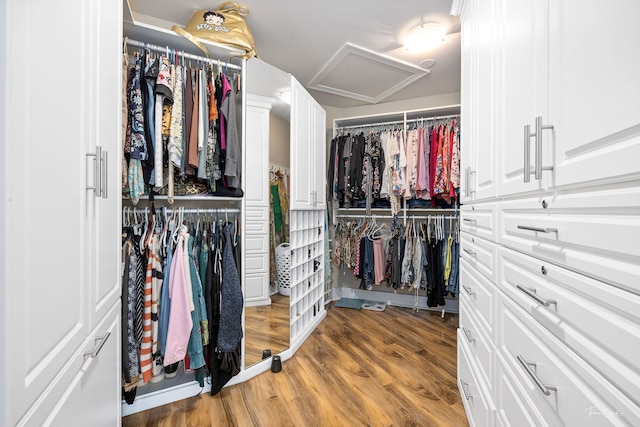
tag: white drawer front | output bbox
[458,330,497,427]
[495,354,553,427]
[460,256,496,336]
[460,232,497,282]
[245,234,268,253]
[245,207,269,221]
[460,297,495,393]
[461,203,496,242]
[498,187,640,293]
[245,219,269,234]
[245,253,268,273]
[499,246,640,406]
[496,292,640,427]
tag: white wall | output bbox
[269,112,290,168]
[322,91,461,130]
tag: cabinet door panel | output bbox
[46,303,121,427]
[460,0,497,202]
[3,1,91,423]
[311,100,326,209]
[290,78,313,209]
[549,0,640,189]
[496,0,550,197]
[92,0,123,326]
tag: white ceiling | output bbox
[126,0,461,109]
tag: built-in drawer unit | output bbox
[496,292,640,426]
[458,329,497,427]
[498,245,640,407]
[460,232,497,283]
[460,256,496,336]
[461,203,497,242]
[498,187,640,294]
[459,296,495,393]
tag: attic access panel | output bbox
[308,43,429,104]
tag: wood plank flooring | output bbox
[123,303,469,427]
[245,293,290,366]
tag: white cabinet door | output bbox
[290,77,313,209]
[1,0,121,425]
[548,0,640,189]
[459,0,497,203]
[44,302,121,427]
[311,99,327,209]
[91,0,123,328]
[495,0,551,197]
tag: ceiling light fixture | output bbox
[404,22,446,53]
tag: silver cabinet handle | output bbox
[84,332,110,359]
[86,146,102,195]
[462,218,476,223]
[517,225,558,234]
[463,248,477,256]
[524,124,534,183]
[458,379,473,401]
[517,355,557,396]
[462,327,475,343]
[100,149,108,198]
[516,284,556,307]
[86,146,108,198]
[535,116,554,180]
[462,285,476,297]
[524,117,554,182]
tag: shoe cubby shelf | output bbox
[290,209,326,342]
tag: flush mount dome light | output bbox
[404,22,446,53]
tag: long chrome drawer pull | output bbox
[463,248,477,256]
[517,225,558,233]
[84,332,111,359]
[462,286,476,297]
[458,379,473,401]
[462,218,476,223]
[462,327,475,343]
[517,355,557,396]
[516,284,557,307]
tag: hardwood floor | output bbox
[123,303,469,427]
[245,293,290,366]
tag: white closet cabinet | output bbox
[457,0,640,426]
[1,0,122,425]
[494,0,640,197]
[290,77,326,210]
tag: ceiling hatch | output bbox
[307,43,429,104]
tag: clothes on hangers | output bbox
[329,117,461,211]
[120,208,244,403]
[332,215,460,304]
[123,45,243,204]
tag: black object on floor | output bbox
[271,355,282,373]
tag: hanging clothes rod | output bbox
[336,113,459,131]
[335,213,458,220]
[336,119,405,130]
[123,207,241,215]
[124,37,242,71]
[406,114,460,123]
